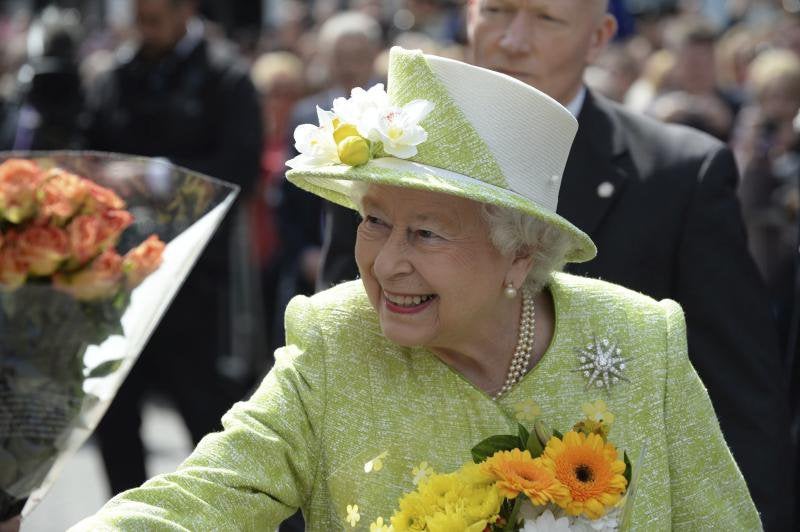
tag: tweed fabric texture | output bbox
[387,48,508,188]
[70,273,760,531]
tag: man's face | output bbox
[136,0,192,59]
[466,0,616,105]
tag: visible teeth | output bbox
[386,293,433,307]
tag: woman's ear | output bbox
[508,246,535,287]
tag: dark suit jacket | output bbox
[317,90,793,530]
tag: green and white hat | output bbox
[286,46,596,263]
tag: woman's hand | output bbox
[0,515,20,532]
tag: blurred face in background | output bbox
[329,33,379,90]
[136,0,194,59]
[466,0,617,105]
[672,41,717,95]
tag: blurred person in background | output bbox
[584,43,640,103]
[249,51,305,356]
[278,10,383,338]
[736,48,800,364]
[662,17,742,116]
[3,5,83,150]
[84,0,262,497]
[318,2,793,528]
[647,90,734,140]
[715,24,758,111]
[622,48,676,113]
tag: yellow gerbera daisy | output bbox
[482,448,570,506]
[541,431,627,519]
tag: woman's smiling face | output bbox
[355,184,518,350]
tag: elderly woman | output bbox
[70,48,759,531]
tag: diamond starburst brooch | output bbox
[574,337,629,392]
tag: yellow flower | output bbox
[540,431,628,519]
[582,400,615,425]
[337,135,371,166]
[346,504,361,527]
[365,451,389,473]
[333,122,361,144]
[482,448,570,506]
[370,516,393,531]
[513,399,542,424]
[391,463,502,532]
[412,461,435,485]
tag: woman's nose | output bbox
[372,229,413,281]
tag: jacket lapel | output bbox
[556,91,631,236]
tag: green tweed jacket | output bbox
[70,273,760,531]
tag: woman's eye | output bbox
[416,229,438,240]
[365,215,382,225]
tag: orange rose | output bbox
[123,235,165,289]
[67,210,133,266]
[0,159,44,223]
[16,226,70,276]
[0,231,29,290]
[82,181,125,214]
[35,168,89,226]
[53,249,123,301]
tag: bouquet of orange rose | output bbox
[0,152,239,520]
[386,406,643,532]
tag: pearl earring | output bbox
[504,282,518,299]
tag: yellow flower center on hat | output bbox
[338,136,370,167]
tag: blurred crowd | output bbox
[1,0,800,525]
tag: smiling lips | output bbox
[383,291,437,314]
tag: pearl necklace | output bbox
[492,288,535,400]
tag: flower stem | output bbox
[503,497,523,532]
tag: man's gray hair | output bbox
[319,11,382,50]
[347,183,570,294]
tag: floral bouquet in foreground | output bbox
[386,403,643,532]
[0,151,238,520]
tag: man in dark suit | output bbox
[84,0,262,496]
[318,1,793,529]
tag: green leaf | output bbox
[553,429,564,439]
[471,435,521,463]
[86,358,124,379]
[517,424,530,448]
[623,451,632,486]
[526,431,544,458]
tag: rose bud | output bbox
[0,159,44,223]
[123,235,165,289]
[53,249,123,301]
[0,232,28,290]
[96,210,134,251]
[82,181,125,214]
[67,210,133,267]
[35,168,89,226]
[16,226,70,276]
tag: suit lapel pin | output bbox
[574,337,629,392]
[597,181,615,198]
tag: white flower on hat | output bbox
[332,84,391,141]
[375,99,435,159]
[286,106,340,169]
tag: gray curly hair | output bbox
[347,183,570,294]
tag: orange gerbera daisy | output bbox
[541,431,628,519]
[482,448,570,506]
